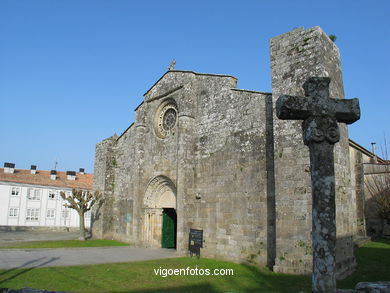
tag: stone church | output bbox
[92,26,374,277]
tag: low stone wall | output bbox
[338,282,390,293]
[298,281,390,293]
[0,226,79,232]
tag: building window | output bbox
[11,187,20,196]
[48,190,57,200]
[47,209,55,218]
[61,209,70,218]
[154,100,178,138]
[27,189,41,200]
[26,208,39,221]
[9,208,19,217]
[85,211,91,219]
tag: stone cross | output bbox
[276,77,360,293]
[168,59,176,71]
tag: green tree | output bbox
[60,189,101,240]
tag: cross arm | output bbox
[276,95,312,120]
[331,98,360,124]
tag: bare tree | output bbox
[365,173,390,223]
[60,189,101,240]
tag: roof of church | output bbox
[0,168,93,190]
[143,70,238,97]
[230,88,272,95]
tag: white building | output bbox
[0,163,93,229]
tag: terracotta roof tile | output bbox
[0,168,93,190]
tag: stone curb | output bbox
[297,281,390,293]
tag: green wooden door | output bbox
[162,209,176,248]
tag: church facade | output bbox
[92,27,366,277]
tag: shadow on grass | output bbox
[0,258,46,277]
[0,260,312,293]
[111,263,311,293]
[338,239,390,289]
[373,238,390,245]
[0,257,60,286]
[112,283,226,293]
[1,239,389,293]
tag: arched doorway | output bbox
[143,176,177,249]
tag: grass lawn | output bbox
[338,238,390,289]
[0,239,389,293]
[0,258,311,293]
[0,239,128,249]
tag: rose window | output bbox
[155,101,178,138]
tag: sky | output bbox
[0,0,389,173]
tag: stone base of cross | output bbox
[276,77,360,293]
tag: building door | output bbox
[143,175,177,248]
[161,208,176,248]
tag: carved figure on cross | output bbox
[276,77,360,146]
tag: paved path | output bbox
[0,230,81,246]
[0,246,178,269]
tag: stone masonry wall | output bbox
[270,27,357,277]
[187,84,270,265]
[349,146,366,236]
[109,125,137,243]
[92,135,118,239]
